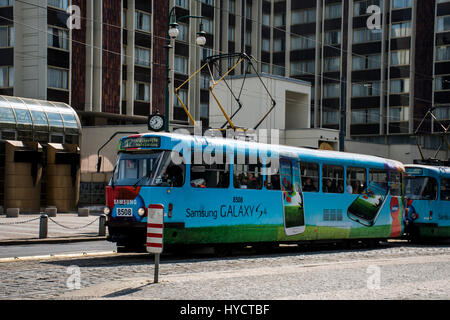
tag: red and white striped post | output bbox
[146,204,164,283]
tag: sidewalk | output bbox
[0,212,107,245]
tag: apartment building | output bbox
[0,0,449,149]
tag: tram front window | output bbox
[111,151,185,187]
[405,177,437,200]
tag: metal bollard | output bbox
[39,214,48,239]
[98,214,106,236]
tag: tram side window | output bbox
[441,178,450,201]
[322,165,344,193]
[389,171,402,196]
[234,162,263,189]
[369,169,388,191]
[190,153,229,188]
[346,167,367,194]
[300,162,319,192]
[421,177,438,200]
[266,170,281,190]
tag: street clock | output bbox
[147,113,165,132]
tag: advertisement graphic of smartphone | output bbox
[347,182,389,227]
[281,160,305,236]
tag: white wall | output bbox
[209,74,311,130]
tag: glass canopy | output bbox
[0,95,81,144]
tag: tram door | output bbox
[280,158,305,236]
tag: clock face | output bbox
[148,115,164,131]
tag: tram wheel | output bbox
[214,245,232,257]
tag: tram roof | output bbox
[0,95,81,135]
[122,132,404,170]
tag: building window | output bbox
[352,54,381,70]
[245,30,251,46]
[291,8,316,25]
[436,75,450,91]
[229,0,235,14]
[48,67,68,90]
[323,83,340,98]
[291,34,316,50]
[389,106,409,122]
[325,30,341,45]
[274,13,285,27]
[354,0,382,16]
[122,81,126,101]
[122,45,127,65]
[290,60,315,76]
[174,55,188,74]
[0,25,14,47]
[272,65,284,76]
[203,18,213,34]
[174,89,187,107]
[175,0,189,9]
[0,66,13,88]
[352,81,381,97]
[323,110,339,125]
[392,0,411,9]
[437,16,450,33]
[391,21,411,38]
[273,38,285,52]
[134,82,150,102]
[135,11,151,33]
[436,45,450,61]
[434,106,450,120]
[200,47,213,61]
[262,38,270,51]
[200,102,209,118]
[122,9,127,29]
[0,0,14,7]
[245,2,252,19]
[352,108,380,124]
[324,57,340,72]
[200,74,210,89]
[391,49,410,65]
[390,78,410,93]
[325,3,342,19]
[201,0,212,5]
[177,23,189,42]
[48,26,69,50]
[135,47,150,67]
[353,28,382,43]
[261,62,270,73]
[262,13,270,26]
[48,0,68,10]
[228,25,235,41]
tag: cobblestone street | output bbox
[1,243,449,300]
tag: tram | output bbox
[404,164,450,239]
[104,132,406,251]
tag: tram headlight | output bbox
[138,207,146,217]
[104,207,111,215]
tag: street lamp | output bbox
[164,7,206,132]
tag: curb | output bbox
[0,236,108,246]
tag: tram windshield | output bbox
[404,176,438,200]
[110,151,185,187]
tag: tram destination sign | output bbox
[121,136,161,149]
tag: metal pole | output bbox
[98,214,106,236]
[154,253,160,283]
[39,214,48,239]
[339,76,346,152]
[164,6,176,132]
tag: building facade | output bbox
[0,0,449,150]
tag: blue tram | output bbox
[404,164,450,239]
[104,132,407,251]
